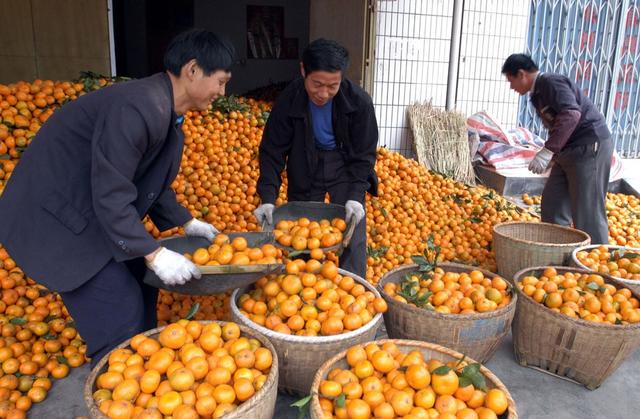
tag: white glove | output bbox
[145,247,201,286]
[345,200,365,225]
[528,148,554,174]
[254,204,275,226]
[183,218,218,242]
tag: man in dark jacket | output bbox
[502,54,613,243]
[0,29,233,366]
[254,39,378,279]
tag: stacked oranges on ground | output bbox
[383,268,512,314]
[317,341,509,419]
[0,247,87,418]
[185,234,283,266]
[575,245,640,280]
[93,320,273,418]
[518,267,640,324]
[237,259,387,336]
[273,217,348,253]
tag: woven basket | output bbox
[309,339,518,419]
[377,262,516,363]
[512,266,640,389]
[493,221,591,282]
[571,244,640,296]
[230,268,382,395]
[84,321,279,419]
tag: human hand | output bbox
[145,247,201,285]
[183,218,218,241]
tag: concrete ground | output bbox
[32,328,640,418]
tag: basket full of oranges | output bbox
[85,320,278,419]
[512,266,640,389]
[262,201,356,255]
[377,239,516,363]
[309,339,518,419]
[143,232,285,295]
[572,244,640,295]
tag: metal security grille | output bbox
[372,0,454,156]
[522,0,640,157]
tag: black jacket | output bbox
[0,73,191,292]
[530,73,611,152]
[257,77,378,204]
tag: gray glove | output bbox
[345,200,365,225]
[145,247,201,286]
[254,203,275,226]
[528,148,554,174]
[183,218,218,242]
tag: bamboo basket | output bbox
[309,339,518,419]
[84,321,279,419]
[571,244,640,295]
[493,221,591,282]
[377,262,516,363]
[512,266,640,389]
[230,268,383,395]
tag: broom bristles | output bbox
[407,101,475,185]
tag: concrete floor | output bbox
[32,329,640,419]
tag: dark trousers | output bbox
[290,150,367,279]
[59,258,158,368]
[541,139,613,244]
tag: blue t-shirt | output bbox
[309,99,336,150]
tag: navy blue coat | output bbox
[0,73,192,292]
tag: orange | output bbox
[484,388,508,415]
[371,350,395,373]
[234,378,255,401]
[159,324,188,349]
[406,364,431,390]
[158,391,182,416]
[431,369,459,395]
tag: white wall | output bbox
[194,0,310,95]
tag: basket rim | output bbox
[493,221,591,247]
[230,268,383,343]
[377,263,517,321]
[513,265,640,330]
[83,320,279,418]
[571,244,640,285]
[309,338,518,418]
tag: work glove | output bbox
[345,200,365,226]
[145,247,201,286]
[528,148,554,174]
[183,218,218,242]
[254,203,275,226]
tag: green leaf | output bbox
[43,333,57,340]
[335,393,346,408]
[9,317,27,325]
[411,255,429,266]
[615,318,623,325]
[290,394,312,419]
[288,250,305,258]
[469,371,488,391]
[622,252,640,259]
[586,282,601,291]
[462,363,481,376]
[44,315,59,323]
[381,207,389,217]
[56,355,69,365]
[433,365,452,375]
[458,376,472,388]
[185,303,200,320]
[66,321,76,329]
[0,154,10,160]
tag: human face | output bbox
[301,66,342,106]
[505,70,531,96]
[187,66,231,111]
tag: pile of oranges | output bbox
[383,268,512,314]
[0,246,87,418]
[273,217,347,253]
[575,245,640,280]
[518,267,640,324]
[185,234,283,266]
[237,259,387,336]
[317,341,509,419]
[156,291,231,327]
[93,320,273,418]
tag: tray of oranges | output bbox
[262,201,356,255]
[143,232,285,295]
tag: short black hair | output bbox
[501,54,539,76]
[301,39,349,76]
[163,29,235,76]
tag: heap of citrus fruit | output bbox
[273,217,348,252]
[93,320,273,418]
[185,234,283,266]
[518,267,640,324]
[237,259,387,336]
[383,268,511,314]
[575,245,640,280]
[317,341,509,419]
